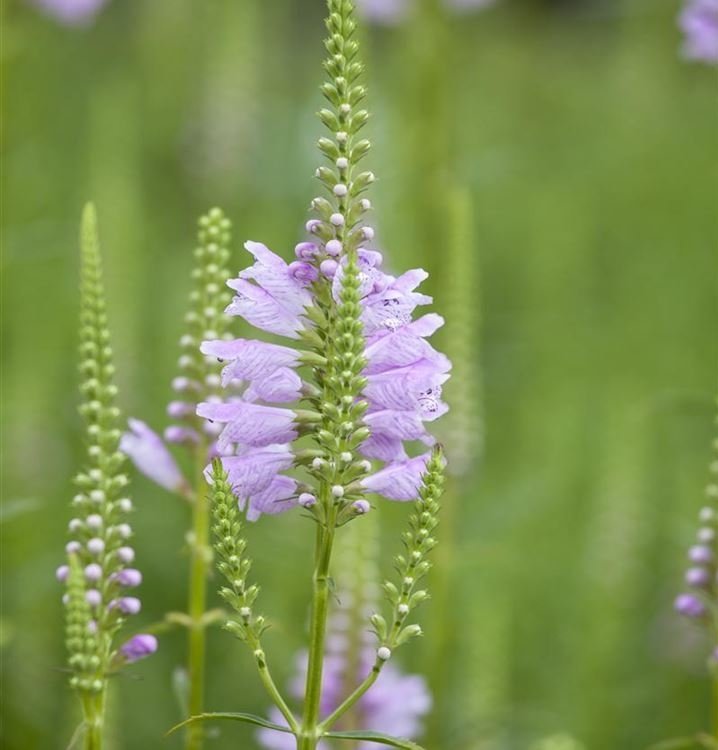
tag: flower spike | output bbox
[59,204,156,748]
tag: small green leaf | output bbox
[323,729,425,749]
[166,712,294,737]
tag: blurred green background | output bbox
[2,0,717,748]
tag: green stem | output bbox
[299,506,336,750]
[251,645,300,734]
[186,443,211,750]
[81,689,106,750]
[713,676,718,740]
[317,661,383,734]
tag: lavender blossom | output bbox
[60,205,154,746]
[679,0,718,64]
[30,0,109,25]
[119,634,158,663]
[120,419,188,494]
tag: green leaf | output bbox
[323,729,425,749]
[166,712,293,737]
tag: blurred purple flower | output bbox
[120,419,188,494]
[679,0,718,63]
[356,0,496,25]
[30,0,109,26]
[119,634,158,663]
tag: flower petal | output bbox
[120,419,187,493]
[361,452,432,501]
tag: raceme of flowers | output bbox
[197,241,450,520]
[59,204,156,719]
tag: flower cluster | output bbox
[679,0,718,64]
[59,205,156,702]
[257,511,431,750]
[121,208,234,495]
[674,422,718,664]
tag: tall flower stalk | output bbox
[59,204,156,750]
[170,2,451,748]
[120,208,233,750]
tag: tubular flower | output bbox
[60,205,154,715]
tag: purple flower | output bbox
[225,242,312,339]
[112,568,142,587]
[196,401,298,452]
[120,419,188,493]
[30,0,109,26]
[689,544,714,565]
[201,338,300,386]
[362,453,433,501]
[110,597,142,615]
[200,217,450,517]
[686,566,711,588]
[120,634,158,663]
[205,445,297,521]
[679,0,718,64]
[675,593,707,618]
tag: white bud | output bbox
[339,103,351,115]
[336,131,348,143]
[398,603,410,615]
[331,485,345,498]
[89,490,105,503]
[362,226,375,240]
[86,514,103,531]
[377,646,392,661]
[336,157,349,169]
[118,498,133,513]
[340,452,352,462]
[333,183,348,197]
[330,213,345,227]
[312,457,324,470]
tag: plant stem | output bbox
[317,661,383,734]
[299,501,336,750]
[186,442,210,750]
[713,675,718,740]
[81,689,106,750]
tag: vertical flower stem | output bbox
[81,690,106,750]
[299,494,336,750]
[186,440,210,750]
[713,675,718,740]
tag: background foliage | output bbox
[2,0,717,748]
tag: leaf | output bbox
[166,712,294,737]
[324,729,426,749]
